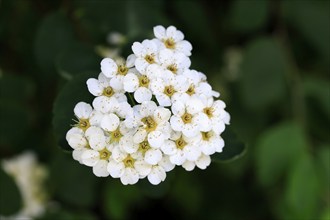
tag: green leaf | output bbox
[316,145,330,194]
[49,153,97,208]
[0,167,22,215]
[239,37,287,110]
[34,11,74,74]
[0,74,33,149]
[56,43,100,80]
[52,72,94,151]
[255,122,307,187]
[104,181,142,220]
[284,152,321,220]
[212,127,246,162]
[229,0,269,32]
[303,76,330,118]
[283,0,330,62]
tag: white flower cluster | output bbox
[1,152,48,219]
[66,25,230,185]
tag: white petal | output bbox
[132,42,143,56]
[81,150,99,167]
[86,78,103,96]
[140,101,157,117]
[101,113,120,132]
[195,154,211,169]
[74,102,93,119]
[134,160,152,176]
[186,98,203,114]
[133,129,147,144]
[101,58,117,78]
[89,134,106,151]
[121,168,139,185]
[184,145,201,161]
[107,160,125,178]
[148,131,165,148]
[166,26,177,38]
[85,126,104,139]
[182,160,195,171]
[148,166,166,185]
[68,134,86,149]
[176,40,193,56]
[110,76,124,91]
[93,160,109,177]
[126,54,136,68]
[169,150,186,165]
[158,156,175,172]
[156,93,171,107]
[123,73,139,92]
[153,108,171,124]
[72,148,85,163]
[153,25,166,39]
[161,140,176,155]
[171,101,185,116]
[134,87,152,103]
[145,149,162,165]
[170,116,184,132]
[182,123,199,138]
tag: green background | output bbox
[0,0,329,219]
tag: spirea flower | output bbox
[65,25,230,185]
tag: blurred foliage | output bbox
[0,0,329,219]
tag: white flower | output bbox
[150,74,189,106]
[196,130,225,155]
[158,49,191,76]
[153,25,192,56]
[87,73,127,113]
[1,152,48,219]
[123,71,153,103]
[200,98,230,134]
[132,40,159,73]
[132,102,171,148]
[100,55,136,90]
[162,132,201,165]
[72,102,93,131]
[81,131,112,177]
[66,127,89,163]
[170,98,209,137]
[107,147,151,185]
[182,153,211,171]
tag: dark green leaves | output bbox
[34,12,74,74]
[229,0,269,32]
[240,37,287,110]
[52,72,94,151]
[255,122,307,187]
[212,127,246,162]
[0,167,22,215]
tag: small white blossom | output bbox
[153,25,193,56]
[132,40,159,73]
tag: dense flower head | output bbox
[66,25,230,185]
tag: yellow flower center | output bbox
[164,38,176,49]
[186,85,195,95]
[139,141,151,155]
[141,116,157,132]
[201,131,213,141]
[117,65,128,75]
[109,128,122,143]
[99,148,111,160]
[203,107,214,118]
[139,75,150,87]
[123,155,135,168]
[76,118,90,131]
[181,112,192,124]
[145,54,155,64]
[164,85,175,97]
[102,86,114,97]
[167,64,178,74]
[175,136,187,150]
